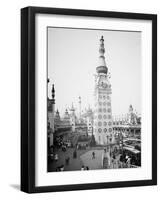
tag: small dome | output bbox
[96,66,108,74]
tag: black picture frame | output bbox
[21,6,157,193]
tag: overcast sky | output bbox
[48,27,141,118]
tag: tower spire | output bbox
[78,96,81,120]
[96,36,108,74]
[52,84,55,104]
[99,36,105,56]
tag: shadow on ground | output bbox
[10,184,20,191]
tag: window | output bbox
[99,108,102,112]
[104,121,107,126]
[108,115,111,119]
[109,128,112,132]
[99,102,102,106]
[108,121,112,126]
[98,115,102,119]
[98,121,102,126]
[103,102,106,106]
[107,108,111,112]
[103,115,107,119]
[98,128,102,133]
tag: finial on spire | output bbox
[99,35,105,55]
[70,102,75,111]
[78,96,81,103]
[56,109,59,114]
[101,35,104,41]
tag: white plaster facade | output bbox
[93,36,114,145]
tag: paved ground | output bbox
[80,150,104,170]
[48,147,87,172]
[48,146,120,172]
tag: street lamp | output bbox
[107,135,112,168]
[119,131,123,154]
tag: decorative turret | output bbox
[129,105,133,113]
[96,36,108,74]
[70,103,75,113]
[78,96,82,121]
[87,105,92,114]
[128,105,137,125]
[55,109,60,121]
[52,84,55,104]
[63,109,70,126]
[64,109,70,120]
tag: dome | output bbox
[96,66,108,74]
[64,109,70,119]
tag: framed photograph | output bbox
[21,6,157,193]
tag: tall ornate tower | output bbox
[78,96,82,122]
[69,103,76,132]
[47,82,55,147]
[47,83,55,133]
[128,105,137,125]
[93,36,114,145]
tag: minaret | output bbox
[63,109,70,126]
[70,103,76,132]
[86,105,93,136]
[51,84,55,132]
[93,36,114,145]
[128,105,137,125]
[47,81,55,133]
[78,96,82,122]
[47,80,55,147]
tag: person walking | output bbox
[92,151,95,159]
[73,149,77,158]
[126,156,131,168]
[65,156,70,165]
[102,149,109,169]
[54,153,58,162]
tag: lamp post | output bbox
[119,131,123,154]
[107,135,112,168]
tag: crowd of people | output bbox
[52,148,79,172]
[101,146,140,169]
[81,165,89,170]
[49,133,140,172]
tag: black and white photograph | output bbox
[47,27,141,172]
[20,6,157,193]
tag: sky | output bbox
[48,27,141,118]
